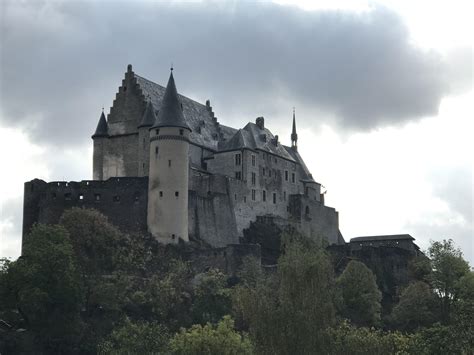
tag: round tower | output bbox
[147,69,191,244]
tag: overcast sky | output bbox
[1,0,472,263]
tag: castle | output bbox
[22,64,343,248]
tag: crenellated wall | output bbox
[22,178,149,249]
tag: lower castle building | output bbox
[22,65,344,247]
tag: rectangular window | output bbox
[252,189,256,201]
[235,153,241,166]
[273,192,277,204]
[159,191,163,197]
[168,160,171,167]
[251,172,256,185]
[244,196,247,203]
[155,146,159,155]
[156,129,160,135]
[263,190,266,202]
[292,172,295,183]
[175,191,179,197]
[179,129,184,136]
[283,191,286,201]
[269,169,272,177]
[235,171,241,180]
[262,168,266,176]
[252,154,256,167]
[285,170,289,181]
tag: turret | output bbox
[147,69,191,243]
[92,110,108,180]
[291,107,298,151]
[137,101,156,176]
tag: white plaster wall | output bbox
[148,126,189,243]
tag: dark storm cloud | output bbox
[0,1,460,147]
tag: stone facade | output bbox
[23,65,344,249]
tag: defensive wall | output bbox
[23,173,342,249]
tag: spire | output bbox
[138,101,157,128]
[291,107,298,150]
[152,69,191,131]
[92,110,108,138]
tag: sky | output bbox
[0,0,472,263]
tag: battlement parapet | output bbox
[22,177,149,244]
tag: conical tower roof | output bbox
[152,70,191,131]
[138,101,157,128]
[92,111,108,138]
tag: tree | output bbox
[0,224,83,353]
[327,320,411,355]
[233,234,338,354]
[59,208,125,277]
[97,318,169,354]
[277,234,337,353]
[192,268,232,325]
[169,316,254,355]
[427,239,470,321]
[337,260,382,327]
[391,281,436,331]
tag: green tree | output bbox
[427,239,470,321]
[97,318,169,354]
[327,320,411,355]
[192,268,232,324]
[391,281,436,331]
[169,316,254,355]
[233,235,337,354]
[337,260,382,327]
[145,259,193,331]
[0,224,83,353]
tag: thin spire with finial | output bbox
[291,107,298,150]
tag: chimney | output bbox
[256,116,264,130]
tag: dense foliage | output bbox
[0,208,472,354]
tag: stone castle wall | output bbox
[23,173,342,249]
[22,178,149,249]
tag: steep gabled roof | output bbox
[138,101,157,128]
[92,111,108,138]
[284,146,313,181]
[135,74,222,149]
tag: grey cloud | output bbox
[0,1,460,148]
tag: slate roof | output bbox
[152,71,191,131]
[284,146,313,181]
[350,234,415,243]
[134,72,308,169]
[218,122,297,161]
[138,101,157,128]
[136,74,221,149]
[92,111,108,138]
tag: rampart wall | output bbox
[22,178,149,247]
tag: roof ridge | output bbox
[135,73,209,110]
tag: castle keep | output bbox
[23,65,344,247]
